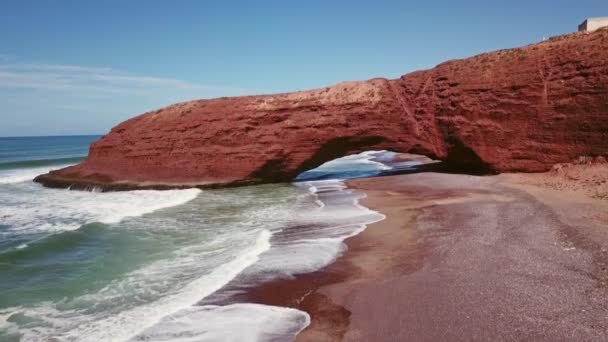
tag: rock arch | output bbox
[35,30,608,191]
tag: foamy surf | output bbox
[1,230,272,342]
[253,179,385,277]
[135,153,390,341]
[0,182,202,235]
[1,179,305,341]
[0,164,74,184]
[318,150,393,171]
[132,304,310,342]
[127,178,384,342]
[295,150,393,181]
[1,146,392,342]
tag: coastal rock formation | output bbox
[36,29,608,190]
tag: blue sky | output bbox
[0,0,606,136]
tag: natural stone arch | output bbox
[34,30,608,191]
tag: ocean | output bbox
[0,135,413,341]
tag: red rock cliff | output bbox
[36,29,608,190]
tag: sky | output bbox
[0,0,606,137]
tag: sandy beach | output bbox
[247,170,608,341]
[3,3,608,340]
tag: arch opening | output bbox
[286,134,497,184]
[294,150,443,182]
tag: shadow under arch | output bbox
[248,134,495,185]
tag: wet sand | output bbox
[247,172,608,341]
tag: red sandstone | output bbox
[35,29,608,190]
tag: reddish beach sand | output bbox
[248,171,608,341]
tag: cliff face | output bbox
[36,29,608,190]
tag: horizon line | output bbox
[0,133,103,139]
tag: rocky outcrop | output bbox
[36,29,608,190]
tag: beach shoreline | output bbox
[242,179,419,341]
[245,171,608,341]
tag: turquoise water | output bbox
[0,136,389,341]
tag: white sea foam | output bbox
[2,230,273,342]
[0,151,389,342]
[303,150,391,176]
[168,160,389,342]
[251,179,385,277]
[317,150,392,171]
[133,304,309,342]
[0,182,202,235]
[0,164,73,184]
[120,179,383,342]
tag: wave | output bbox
[182,179,385,340]
[0,223,107,263]
[0,179,380,341]
[129,160,388,341]
[0,183,202,236]
[0,151,389,341]
[0,164,74,184]
[295,150,392,181]
[250,179,385,277]
[1,229,273,342]
[133,303,309,342]
[0,155,85,184]
[0,156,84,170]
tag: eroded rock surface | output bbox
[36,29,608,190]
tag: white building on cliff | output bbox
[578,17,608,32]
